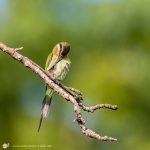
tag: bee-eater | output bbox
[38,42,71,131]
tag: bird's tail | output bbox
[38,95,52,132]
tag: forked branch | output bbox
[0,42,118,141]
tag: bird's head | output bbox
[52,42,70,66]
[53,42,70,57]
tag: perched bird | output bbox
[38,42,71,131]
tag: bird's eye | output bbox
[62,46,70,57]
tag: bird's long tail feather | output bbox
[38,95,52,132]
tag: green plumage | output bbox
[38,42,71,131]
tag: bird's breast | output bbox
[50,58,71,81]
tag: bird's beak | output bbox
[56,55,63,64]
[51,55,62,68]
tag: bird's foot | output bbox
[54,79,61,85]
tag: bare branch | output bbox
[0,42,118,141]
[79,103,118,112]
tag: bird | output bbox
[38,42,71,132]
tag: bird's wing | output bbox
[45,53,52,70]
[45,53,58,71]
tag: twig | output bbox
[0,42,118,141]
[79,103,118,112]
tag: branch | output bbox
[79,103,118,112]
[0,42,118,141]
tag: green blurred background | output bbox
[0,0,150,149]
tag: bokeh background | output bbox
[0,0,150,149]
